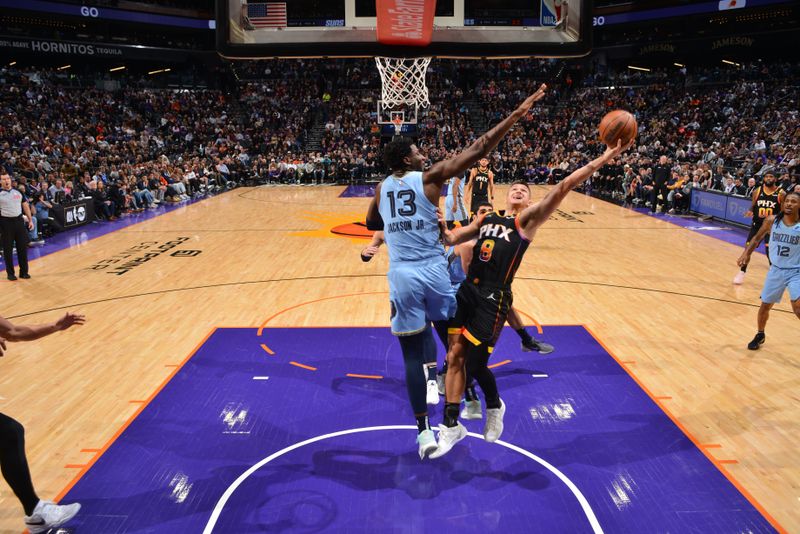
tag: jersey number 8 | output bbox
[479,239,495,262]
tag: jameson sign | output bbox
[0,37,123,56]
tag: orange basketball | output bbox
[599,109,637,147]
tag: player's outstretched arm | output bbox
[519,140,630,237]
[0,313,86,345]
[424,84,547,187]
[738,215,774,267]
[441,213,486,246]
[361,231,384,262]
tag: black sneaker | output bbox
[747,332,765,350]
[521,338,555,354]
[7,274,17,281]
[20,273,31,279]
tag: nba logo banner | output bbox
[540,0,564,27]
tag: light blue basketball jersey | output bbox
[379,171,445,264]
[444,177,467,221]
[769,216,800,269]
[446,247,467,287]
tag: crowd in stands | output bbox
[1,57,799,245]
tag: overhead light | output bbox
[57,64,71,70]
[109,66,126,72]
[721,59,737,65]
[8,61,16,66]
[148,68,171,75]
[673,63,684,67]
[628,65,650,72]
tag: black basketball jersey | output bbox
[753,186,782,225]
[467,213,530,289]
[471,168,490,199]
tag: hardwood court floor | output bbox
[0,185,796,533]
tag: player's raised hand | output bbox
[603,138,634,160]
[56,312,86,331]
[517,84,548,114]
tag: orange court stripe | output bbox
[581,324,787,534]
[55,327,218,502]
[513,308,544,335]
[257,290,389,335]
[289,361,317,371]
[488,359,512,369]
[260,343,275,355]
[346,373,383,380]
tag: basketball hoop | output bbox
[375,56,431,109]
[391,115,404,137]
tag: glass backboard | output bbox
[217,0,590,59]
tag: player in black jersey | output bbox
[734,172,784,285]
[430,140,631,458]
[465,158,494,215]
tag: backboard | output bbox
[216,0,591,59]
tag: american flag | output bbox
[247,3,287,28]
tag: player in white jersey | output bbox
[365,84,547,459]
[737,190,800,350]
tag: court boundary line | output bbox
[200,425,604,534]
[8,273,794,320]
[54,327,218,502]
[582,324,787,534]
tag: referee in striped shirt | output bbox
[0,174,32,281]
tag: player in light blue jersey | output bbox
[365,84,548,459]
[444,174,469,229]
[737,190,800,350]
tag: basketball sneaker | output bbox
[521,338,555,354]
[733,271,746,285]
[460,399,483,420]
[484,399,506,443]
[747,332,765,350]
[426,380,440,405]
[429,422,467,459]
[416,429,437,460]
[436,373,446,396]
[25,500,81,533]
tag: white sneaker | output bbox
[733,271,746,285]
[416,429,437,460]
[460,399,483,420]
[436,373,446,396]
[484,399,506,442]
[429,422,467,459]
[25,500,81,534]
[426,380,439,405]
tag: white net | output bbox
[374,56,432,109]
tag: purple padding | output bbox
[60,326,777,533]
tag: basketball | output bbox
[599,109,637,147]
